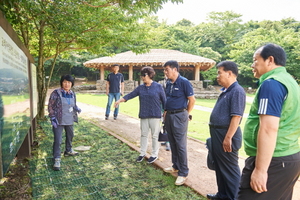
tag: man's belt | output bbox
[209,124,229,129]
[167,109,186,114]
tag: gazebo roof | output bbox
[83,49,216,71]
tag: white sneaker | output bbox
[175,176,187,185]
[64,150,79,157]
[163,167,179,173]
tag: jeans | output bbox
[105,93,121,117]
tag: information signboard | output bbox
[0,26,30,176]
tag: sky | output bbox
[155,0,300,24]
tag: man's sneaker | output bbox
[163,167,179,173]
[105,116,108,120]
[53,158,61,171]
[136,155,145,162]
[114,117,117,120]
[175,176,187,186]
[64,150,79,157]
[147,157,158,164]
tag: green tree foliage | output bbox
[197,11,245,59]
[1,0,183,119]
[142,16,175,49]
[144,12,300,88]
[229,21,300,86]
[198,47,221,84]
[1,1,300,112]
[143,17,201,53]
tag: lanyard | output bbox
[66,97,71,105]
[170,84,174,94]
[62,90,72,105]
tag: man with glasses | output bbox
[115,67,166,164]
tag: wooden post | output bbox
[100,65,104,80]
[129,65,133,81]
[194,64,200,81]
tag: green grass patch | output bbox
[195,97,252,113]
[2,94,30,105]
[76,94,140,118]
[30,120,205,199]
[195,98,217,108]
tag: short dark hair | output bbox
[140,66,155,79]
[163,60,179,71]
[259,43,286,66]
[216,61,239,76]
[60,74,74,87]
[112,64,119,67]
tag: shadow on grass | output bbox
[30,119,206,200]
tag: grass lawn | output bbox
[2,94,30,105]
[76,93,252,158]
[29,120,206,199]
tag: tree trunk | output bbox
[37,21,47,120]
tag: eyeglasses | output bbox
[140,73,148,77]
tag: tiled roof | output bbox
[83,49,216,71]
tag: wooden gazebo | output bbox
[83,49,216,81]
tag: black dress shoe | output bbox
[207,194,221,200]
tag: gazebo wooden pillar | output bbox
[128,65,133,81]
[194,64,201,81]
[99,65,105,80]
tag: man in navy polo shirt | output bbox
[207,61,246,200]
[162,60,195,186]
[105,64,124,120]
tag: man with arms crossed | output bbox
[238,43,300,199]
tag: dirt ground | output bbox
[0,158,31,199]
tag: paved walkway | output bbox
[77,101,300,200]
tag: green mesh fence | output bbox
[29,120,204,200]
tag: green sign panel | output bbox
[0,26,30,176]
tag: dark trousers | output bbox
[165,110,189,177]
[210,127,242,200]
[53,125,74,159]
[238,152,300,200]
